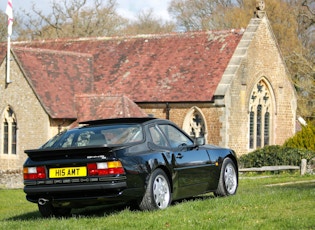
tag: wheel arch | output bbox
[215,150,239,183]
[155,165,173,193]
[225,152,239,180]
[214,154,239,197]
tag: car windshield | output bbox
[41,124,143,149]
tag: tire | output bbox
[214,158,238,197]
[38,202,71,218]
[139,169,171,211]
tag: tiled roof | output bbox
[13,47,94,118]
[75,94,147,123]
[2,30,243,119]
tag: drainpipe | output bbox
[166,103,170,120]
[58,119,66,134]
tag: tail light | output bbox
[87,161,125,176]
[24,166,46,180]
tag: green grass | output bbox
[1,174,315,230]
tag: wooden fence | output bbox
[239,159,307,175]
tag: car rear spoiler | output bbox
[24,146,120,160]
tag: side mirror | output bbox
[195,137,205,146]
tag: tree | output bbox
[296,0,315,60]
[122,9,175,35]
[168,0,241,31]
[0,12,8,42]
[284,0,315,119]
[177,0,300,56]
[1,10,25,42]
[17,0,127,40]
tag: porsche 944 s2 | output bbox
[23,117,238,217]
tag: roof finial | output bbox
[255,0,266,18]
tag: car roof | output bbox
[79,117,157,126]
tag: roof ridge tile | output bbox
[13,46,92,58]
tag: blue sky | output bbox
[116,0,171,20]
[1,0,172,21]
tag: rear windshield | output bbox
[41,124,143,149]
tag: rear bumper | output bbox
[24,178,144,207]
[24,181,127,194]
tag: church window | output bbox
[256,105,262,148]
[264,112,270,146]
[249,111,254,149]
[3,120,8,154]
[2,106,17,155]
[183,107,207,143]
[249,79,272,149]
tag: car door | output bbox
[157,124,211,199]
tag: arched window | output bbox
[183,107,207,143]
[249,79,272,149]
[3,120,8,154]
[2,106,17,155]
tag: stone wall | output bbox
[141,103,224,146]
[0,55,51,171]
[0,170,23,188]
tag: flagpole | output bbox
[6,0,13,84]
[6,35,11,84]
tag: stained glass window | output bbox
[248,79,272,149]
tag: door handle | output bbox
[176,153,183,159]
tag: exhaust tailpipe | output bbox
[38,198,49,206]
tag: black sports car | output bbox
[23,117,238,217]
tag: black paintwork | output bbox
[23,117,238,208]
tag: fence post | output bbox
[301,159,307,175]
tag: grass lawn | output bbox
[1,174,314,230]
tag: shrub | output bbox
[283,123,315,151]
[239,145,315,168]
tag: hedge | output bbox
[239,145,315,168]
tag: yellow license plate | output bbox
[49,167,87,178]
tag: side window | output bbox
[159,124,193,148]
[149,126,168,147]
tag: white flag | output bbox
[5,0,13,36]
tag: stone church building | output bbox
[0,7,297,186]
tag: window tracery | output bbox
[183,107,207,143]
[249,79,272,149]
